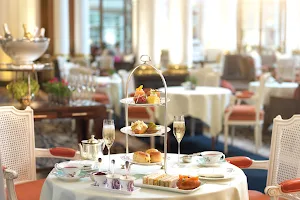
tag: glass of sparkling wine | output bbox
[173,115,185,166]
[102,119,115,173]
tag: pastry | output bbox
[146,122,158,133]
[134,85,147,104]
[133,151,150,163]
[149,151,162,163]
[147,89,160,104]
[131,120,148,134]
[143,174,178,188]
[146,89,160,97]
[145,148,159,154]
[177,175,201,190]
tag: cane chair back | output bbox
[267,115,300,200]
[0,106,36,184]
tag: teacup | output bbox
[119,175,135,191]
[55,163,83,177]
[199,151,225,165]
[93,172,107,186]
[106,174,121,189]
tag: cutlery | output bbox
[111,159,115,176]
[125,161,130,178]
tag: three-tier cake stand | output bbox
[119,55,170,173]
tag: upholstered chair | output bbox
[0,106,81,200]
[224,73,271,154]
[227,115,300,200]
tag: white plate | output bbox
[52,170,86,182]
[134,179,203,194]
[197,168,235,180]
[120,97,169,106]
[90,183,141,195]
[57,160,98,172]
[120,154,163,166]
[120,126,171,137]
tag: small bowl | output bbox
[182,155,193,163]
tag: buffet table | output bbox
[156,86,231,136]
[40,153,249,200]
[248,81,298,105]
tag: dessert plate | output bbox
[120,154,164,166]
[197,168,235,180]
[134,179,203,194]
[90,183,141,195]
[120,126,171,137]
[120,97,170,106]
[52,170,86,182]
[197,158,226,167]
[57,160,98,172]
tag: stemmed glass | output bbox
[173,115,185,167]
[102,119,115,173]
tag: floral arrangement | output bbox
[185,76,197,85]
[43,77,72,98]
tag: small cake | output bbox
[133,151,150,163]
[146,123,158,134]
[133,85,147,104]
[131,120,148,134]
[177,175,201,190]
[146,89,160,104]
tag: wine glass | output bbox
[173,115,185,167]
[102,119,115,173]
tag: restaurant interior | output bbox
[1,0,300,199]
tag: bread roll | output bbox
[150,151,162,163]
[133,151,150,163]
[145,148,158,154]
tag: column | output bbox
[53,0,70,56]
[74,0,90,57]
[168,0,193,66]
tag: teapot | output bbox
[78,135,105,161]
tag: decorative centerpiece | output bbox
[43,78,72,105]
[6,78,40,107]
[182,76,197,90]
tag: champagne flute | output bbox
[173,115,185,166]
[102,119,115,173]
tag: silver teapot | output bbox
[78,135,105,161]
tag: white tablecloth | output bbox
[156,86,231,136]
[248,81,298,105]
[40,153,249,200]
[94,75,123,116]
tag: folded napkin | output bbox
[198,168,225,178]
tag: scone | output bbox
[131,120,148,134]
[133,151,150,163]
[145,148,159,154]
[149,151,162,163]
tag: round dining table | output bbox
[40,153,249,200]
[248,81,298,105]
[156,86,232,137]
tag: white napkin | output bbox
[197,168,225,178]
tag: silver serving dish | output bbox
[0,38,50,65]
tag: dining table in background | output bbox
[156,86,231,142]
[248,81,298,105]
[94,74,123,116]
[40,153,249,200]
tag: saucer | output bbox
[197,157,225,167]
[52,170,86,182]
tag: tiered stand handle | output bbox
[124,55,168,173]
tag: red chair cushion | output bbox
[128,106,154,119]
[225,105,264,121]
[226,156,253,168]
[248,190,285,200]
[280,178,300,193]
[93,93,109,104]
[236,90,254,99]
[221,80,236,93]
[15,179,45,200]
[49,147,76,157]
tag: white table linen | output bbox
[156,86,231,136]
[40,153,249,200]
[248,81,298,105]
[94,75,123,116]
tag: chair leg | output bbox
[224,124,229,154]
[254,124,260,153]
[231,126,235,145]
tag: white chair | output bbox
[118,69,135,97]
[227,114,300,200]
[0,106,81,200]
[224,73,271,154]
